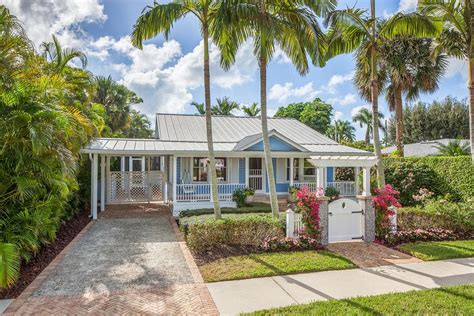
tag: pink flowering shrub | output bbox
[384,228,459,246]
[373,184,401,240]
[262,236,322,251]
[295,186,323,239]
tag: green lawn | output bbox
[399,240,474,261]
[199,250,355,282]
[246,284,474,315]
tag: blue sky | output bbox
[5,0,468,140]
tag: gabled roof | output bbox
[233,129,308,152]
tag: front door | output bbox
[249,158,264,193]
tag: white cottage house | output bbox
[81,114,377,230]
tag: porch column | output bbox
[245,157,249,187]
[317,166,324,190]
[362,167,371,196]
[298,158,304,181]
[141,156,145,172]
[172,156,177,205]
[106,155,110,204]
[289,157,294,186]
[120,156,125,172]
[91,153,98,220]
[129,156,133,172]
[100,155,105,212]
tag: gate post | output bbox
[357,195,375,243]
[319,196,330,245]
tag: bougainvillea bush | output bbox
[373,184,401,241]
[295,186,323,239]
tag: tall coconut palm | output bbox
[352,108,385,145]
[418,0,474,161]
[40,35,87,73]
[242,102,260,117]
[380,37,447,156]
[214,0,336,217]
[192,101,206,115]
[131,0,225,218]
[325,2,439,187]
[328,120,356,142]
[212,96,240,115]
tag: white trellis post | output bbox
[362,167,371,196]
[100,155,105,212]
[286,208,295,237]
[91,153,98,220]
[317,167,324,190]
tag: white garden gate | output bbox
[108,171,164,203]
[328,198,363,242]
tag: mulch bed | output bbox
[0,210,91,299]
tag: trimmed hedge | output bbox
[384,156,474,206]
[183,215,285,253]
[179,202,272,218]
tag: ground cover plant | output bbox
[247,284,474,315]
[399,240,474,261]
[200,250,354,282]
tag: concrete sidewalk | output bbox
[207,257,474,315]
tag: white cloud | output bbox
[351,105,370,118]
[399,0,418,11]
[445,58,468,79]
[4,0,106,48]
[329,93,357,106]
[268,82,319,102]
[323,72,354,94]
[334,111,344,122]
[95,37,258,115]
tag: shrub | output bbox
[324,186,339,201]
[384,228,459,246]
[384,157,474,205]
[295,186,323,239]
[184,215,284,253]
[262,236,322,251]
[398,199,474,237]
[232,187,255,208]
[178,202,271,218]
[373,185,401,240]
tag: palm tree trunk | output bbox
[370,0,385,188]
[203,26,221,219]
[260,55,279,217]
[469,57,474,161]
[394,87,404,157]
[365,127,370,145]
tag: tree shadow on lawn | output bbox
[249,256,380,315]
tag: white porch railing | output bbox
[176,183,245,202]
[327,181,356,196]
[293,181,356,196]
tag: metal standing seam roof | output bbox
[81,114,372,155]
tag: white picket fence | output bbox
[286,209,304,237]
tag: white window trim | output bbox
[190,157,229,184]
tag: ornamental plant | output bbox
[295,186,323,239]
[373,184,401,240]
[232,187,255,208]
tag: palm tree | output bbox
[212,96,240,115]
[132,1,230,218]
[242,102,260,117]
[325,2,439,187]
[352,108,385,145]
[215,0,336,217]
[328,120,356,142]
[40,35,87,73]
[434,140,470,156]
[418,0,474,161]
[382,38,447,157]
[192,101,206,115]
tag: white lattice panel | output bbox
[108,171,163,203]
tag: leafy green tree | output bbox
[126,110,153,138]
[212,96,240,115]
[215,0,335,216]
[325,1,439,187]
[435,140,470,156]
[327,120,356,142]
[40,35,87,73]
[242,102,260,117]
[274,98,333,134]
[388,97,470,143]
[132,0,237,218]
[352,108,385,145]
[418,0,474,160]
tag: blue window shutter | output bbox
[327,167,334,183]
[239,158,245,184]
[177,158,181,183]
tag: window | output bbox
[303,160,316,181]
[192,157,227,182]
[286,158,299,181]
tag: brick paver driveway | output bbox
[5,204,217,315]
